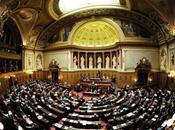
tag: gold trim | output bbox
[11,8,39,46]
[44,40,157,52]
[48,2,129,20]
[59,5,129,20]
[47,0,61,20]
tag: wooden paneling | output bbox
[159,72,175,91]
[57,70,159,88]
[0,71,49,95]
[0,70,160,96]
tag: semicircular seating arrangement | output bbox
[0,80,175,130]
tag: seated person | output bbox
[106,123,113,130]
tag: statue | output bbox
[105,56,110,69]
[73,56,78,69]
[97,56,102,69]
[89,56,93,69]
[118,52,121,68]
[80,56,85,69]
[112,55,117,69]
[36,55,43,70]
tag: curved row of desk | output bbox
[0,80,174,130]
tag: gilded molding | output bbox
[47,0,62,20]
[44,39,156,52]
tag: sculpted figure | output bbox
[73,56,78,69]
[97,56,102,69]
[80,56,85,69]
[105,56,110,69]
[36,55,43,70]
[89,56,93,69]
[112,55,117,69]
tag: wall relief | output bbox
[27,55,32,69]
[36,54,43,70]
[160,48,167,71]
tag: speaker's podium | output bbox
[135,57,151,86]
[49,60,61,83]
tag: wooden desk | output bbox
[80,81,112,90]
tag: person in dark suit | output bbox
[106,122,113,130]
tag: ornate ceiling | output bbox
[72,20,120,47]
[0,0,174,49]
[130,0,175,40]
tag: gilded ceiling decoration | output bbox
[0,0,20,38]
[0,4,11,38]
[72,21,119,47]
[0,0,54,49]
[0,0,174,49]
[47,0,130,20]
[37,8,164,47]
[27,25,44,49]
[13,8,39,47]
[18,9,34,20]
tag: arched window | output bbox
[59,0,120,13]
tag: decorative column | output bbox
[116,50,118,69]
[71,50,73,69]
[77,51,80,68]
[22,48,25,71]
[110,51,112,68]
[94,52,96,68]
[85,52,88,69]
[118,49,122,70]
[103,52,105,69]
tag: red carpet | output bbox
[71,90,100,101]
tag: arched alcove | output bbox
[69,18,125,48]
[0,18,22,54]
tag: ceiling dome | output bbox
[72,20,120,47]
